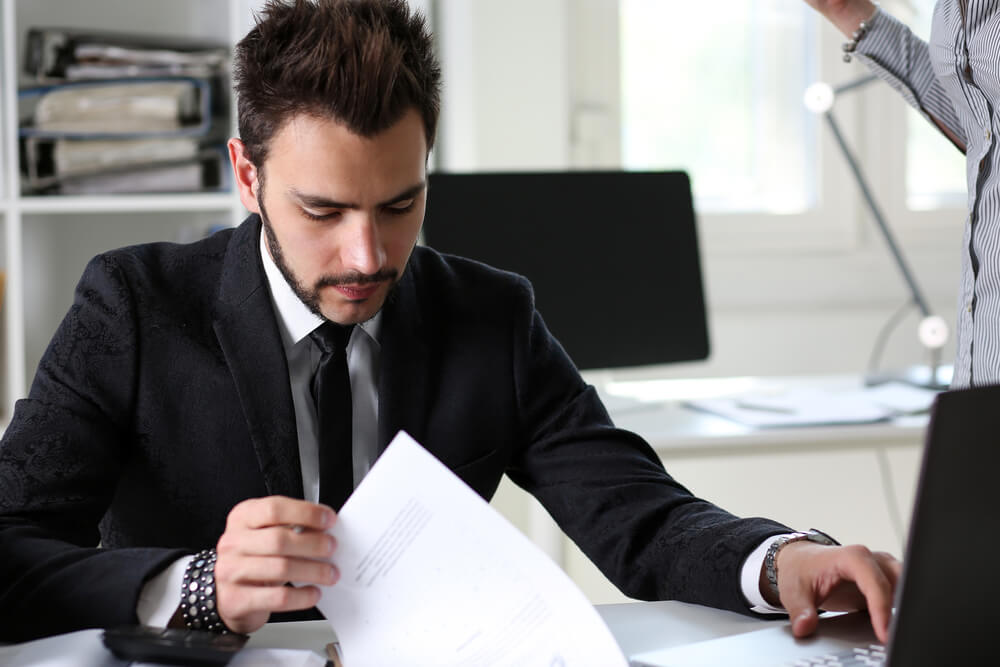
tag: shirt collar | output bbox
[259,226,381,349]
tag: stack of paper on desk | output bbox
[685,382,939,428]
[317,431,628,667]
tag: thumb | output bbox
[780,577,820,638]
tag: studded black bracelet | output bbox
[179,548,231,634]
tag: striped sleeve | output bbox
[855,8,967,148]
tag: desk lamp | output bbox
[804,75,950,390]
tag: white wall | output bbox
[435,0,571,171]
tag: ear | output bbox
[228,138,261,213]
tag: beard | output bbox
[256,184,401,322]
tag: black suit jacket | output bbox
[0,216,789,641]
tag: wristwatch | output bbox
[764,529,840,601]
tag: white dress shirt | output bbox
[257,230,382,498]
[138,227,786,624]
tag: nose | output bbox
[340,213,386,277]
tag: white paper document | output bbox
[316,431,628,667]
[685,382,940,428]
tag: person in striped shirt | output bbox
[805,0,1000,388]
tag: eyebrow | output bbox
[289,182,426,210]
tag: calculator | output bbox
[102,625,248,666]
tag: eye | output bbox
[385,199,415,215]
[301,208,341,222]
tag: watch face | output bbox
[804,529,840,546]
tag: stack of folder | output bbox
[18,28,230,196]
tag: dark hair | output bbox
[234,0,441,166]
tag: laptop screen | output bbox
[885,385,1000,665]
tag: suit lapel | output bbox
[377,257,433,453]
[212,216,304,499]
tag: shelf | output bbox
[14,0,232,50]
[17,192,240,214]
[1,0,246,414]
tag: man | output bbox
[0,0,898,645]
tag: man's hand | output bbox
[214,496,339,634]
[764,542,902,643]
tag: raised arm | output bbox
[804,0,967,152]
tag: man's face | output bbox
[236,109,428,325]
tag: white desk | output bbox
[598,600,772,657]
[248,601,782,658]
[602,375,927,452]
[0,601,796,665]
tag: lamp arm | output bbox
[806,76,950,384]
[823,107,933,319]
[833,74,879,96]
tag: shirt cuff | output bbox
[740,535,791,614]
[137,555,194,627]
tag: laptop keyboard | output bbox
[789,643,887,666]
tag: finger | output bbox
[228,496,335,532]
[835,546,894,643]
[215,554,340,588]
[222,524,337,561]
[872,551,902,591]
[772,542,826,638]
[219,584,323,628]
[781,575,820,639]
[868,551,902,640]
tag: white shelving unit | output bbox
[0,0,259,426]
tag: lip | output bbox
[334,283,382,301]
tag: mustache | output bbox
[316,268,399,288]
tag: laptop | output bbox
[630,384,1000,666]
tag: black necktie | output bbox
[309,322,354,511]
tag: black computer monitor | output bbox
[422,170,710,370]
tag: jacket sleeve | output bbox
[503,276,791,615]
[0,253,186,642]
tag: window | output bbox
[615,0,967,224]
[619,0,818,214]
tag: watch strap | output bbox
[764,529,840,602]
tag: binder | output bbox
[17,27,230,196]
[19,77,228,194]
[23,27,228,83]
[18,77,226,195]
[21,143,229,195]
[56,149,229,196]
[18,77,213,139]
